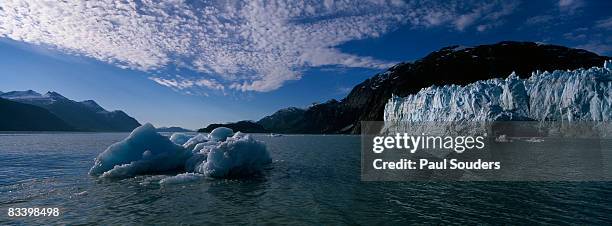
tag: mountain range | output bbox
[0,90,140,131]
[201,41,610,134]
[197,120,268,133]
[0,97,75,131]
[156,127,194,132]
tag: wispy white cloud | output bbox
[555,15,612,56]
[453,1,518,31]
[524,15,555,26]
[595,17,612,30]
[0,0,518,93]
[523,0,585,29]
[575,41,612,55]
[558,0,584,13]
[195,79,225,91]
[150,77,194,90]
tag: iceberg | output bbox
[183,127,234,152]
[89,123,191,178]
[196,132,272,178]
[90,124,272,180]
[183,134,209,151]
[209,127,234,141]
[169,133,192,146]
[385,61,612,122]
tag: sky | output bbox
[0,0,611,130]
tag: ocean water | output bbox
[0,133,611,225]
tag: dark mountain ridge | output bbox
[0,90,140,131]
[246,41,610,134]
[156,126,193,132]
[0,97,74,131]
[198,120,268,133]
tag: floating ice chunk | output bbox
[185,140,225,172]
[525,137,544,143]
[170,133,192,145]
[89,123,191,178]
[74,191,88,196]
[91,124,272,180]
[495,134,510,142]
[208,127,234,141]
[192,141,217,154]
[185,152,208,172]
[137,175,168,186]
[183,134,209,151]
[197,132,271,178]
[159,173,204,185]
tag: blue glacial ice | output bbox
[209,127,234,141]
[182,134,209,151]
[195,132,271,178]
[89,123,191,178]
[385,61,612,122]
[169,133,193,146]
[90,124,271,180]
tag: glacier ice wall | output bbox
[384,61,612,122]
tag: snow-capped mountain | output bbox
[384,61,612,122]
[0,90,54,102]
[0,90,140,131]
[0,90,77,105]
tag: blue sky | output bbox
[0,0,610,129]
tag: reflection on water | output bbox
[0,133,611,224]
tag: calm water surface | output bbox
[0,133,611,225]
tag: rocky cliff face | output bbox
[259,41,610,134]
[384,61,612,122]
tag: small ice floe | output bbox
[159,173,204,185]
[495,134,511,142]
[524,137,545,143]
[74,191,88,196]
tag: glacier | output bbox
[90,124,271,180]
[384,61,612,122]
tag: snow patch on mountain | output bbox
[80,100,107,113]
[384,61,612,122]
[1,90,47,100]
[0,90,70,105]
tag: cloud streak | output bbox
[0,0,517,92]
